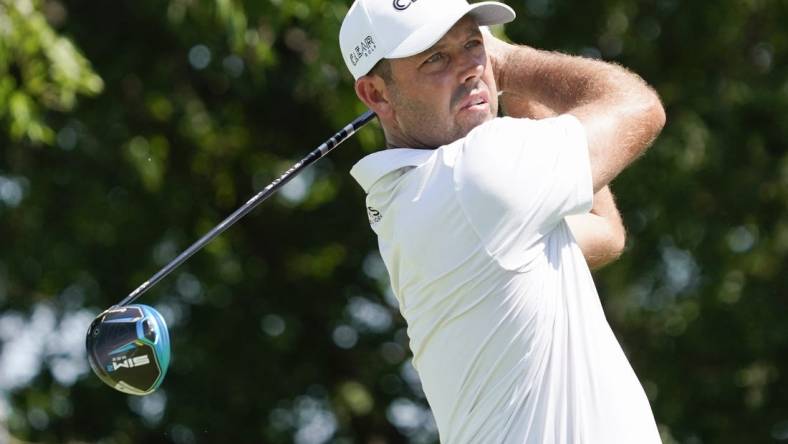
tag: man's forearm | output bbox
[488,40,652,119]
[565,187,626,270]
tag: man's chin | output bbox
[457,111,495,137]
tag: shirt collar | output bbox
[350,148,434,193]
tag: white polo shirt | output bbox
[350,115,660,443]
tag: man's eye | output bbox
[425,53,443,64]
[465,39,482,49]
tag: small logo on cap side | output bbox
[393,0,418,11]
[349,35,377,67]
[367,206,382,225]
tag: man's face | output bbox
[384,16,499,148]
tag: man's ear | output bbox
[354,75,395,120]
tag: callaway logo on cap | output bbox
[393,0,417,11]
[339,0,516,79]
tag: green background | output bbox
[0,0,786,442]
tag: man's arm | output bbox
[482,31,660,268]
[565,187,626,270]
[494,84,629,269]
[485,33,665,192]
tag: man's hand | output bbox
[481,27,510,88]
[483,29,554,120]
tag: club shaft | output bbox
[118,110,377,307]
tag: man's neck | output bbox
[382,126,437,150]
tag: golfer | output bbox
[340,0,665,442]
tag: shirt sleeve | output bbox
[453,115,593,271]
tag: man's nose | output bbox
[458,52,485,85]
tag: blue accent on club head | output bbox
[109,342,138,355]
[145,305,171,385]
[102,316,142,323]
[136,304,170,392]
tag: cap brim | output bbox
[388,1,515,59]
[469,2,517,26]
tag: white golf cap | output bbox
[339,0,516,79]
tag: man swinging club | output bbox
[340,0,666,442]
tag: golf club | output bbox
[86,109,377,395]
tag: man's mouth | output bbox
[459,94,489,111]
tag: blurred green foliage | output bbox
[0,0,103,144]
[0,0,786,443]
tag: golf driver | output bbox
[86,110,376,395]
